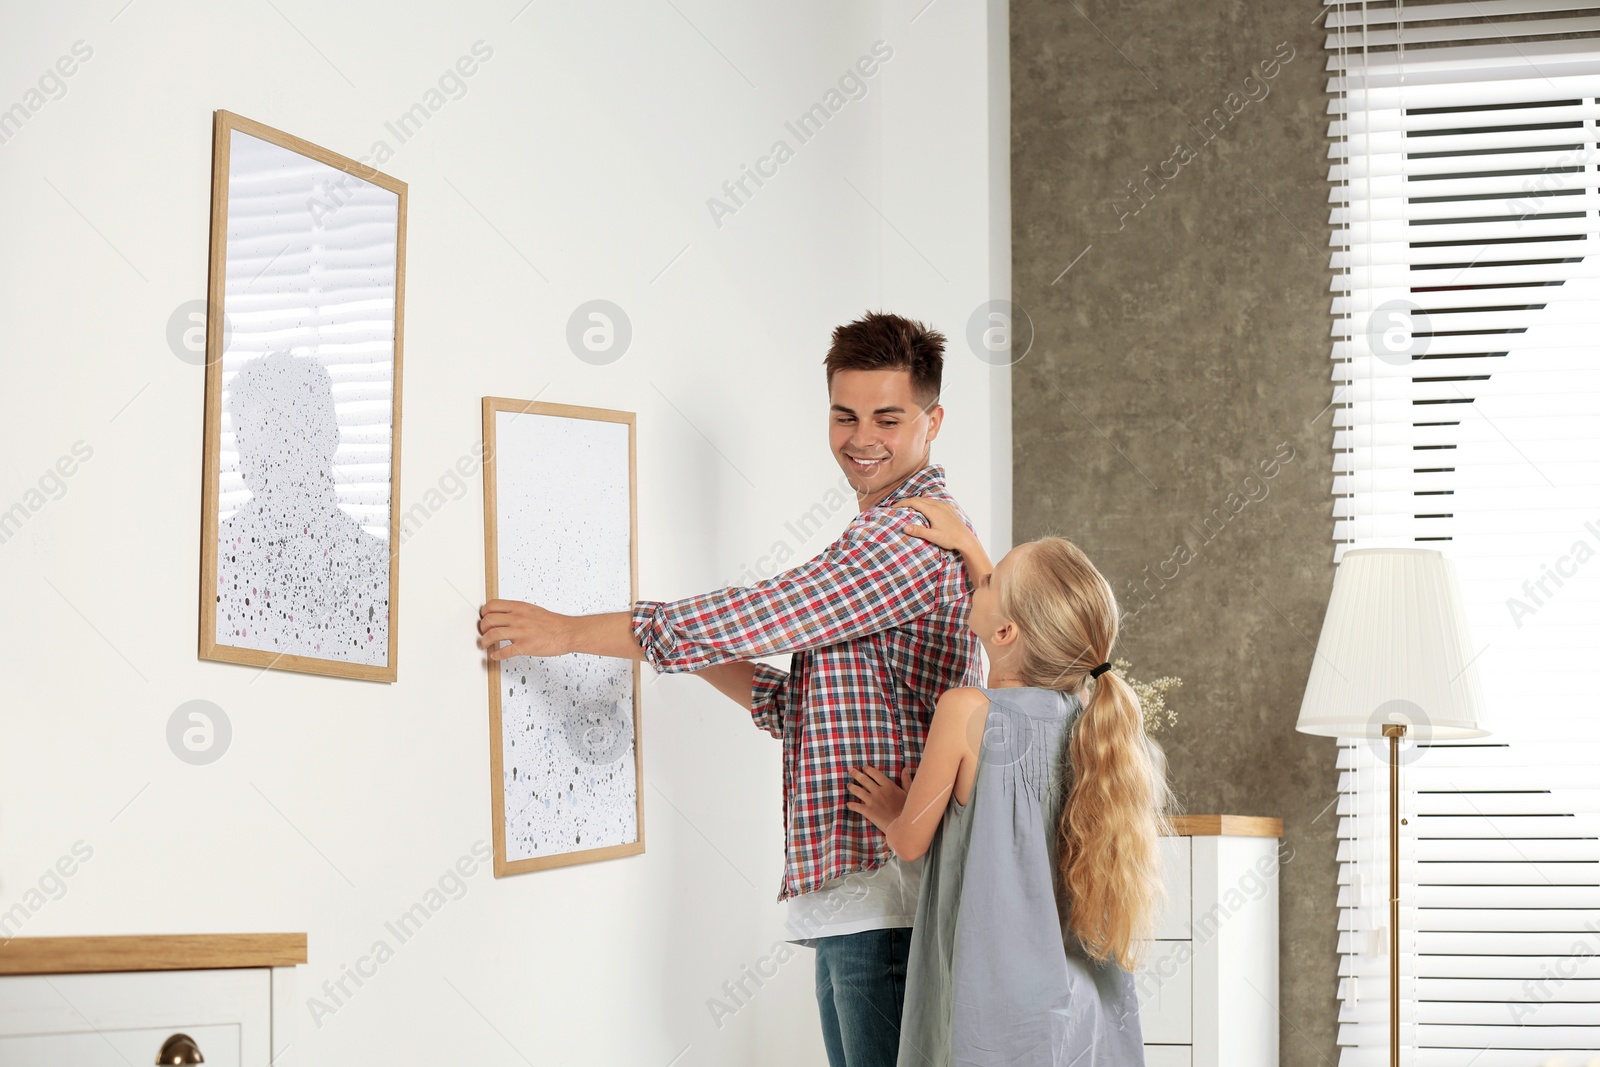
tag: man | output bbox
[477,311,983,1067]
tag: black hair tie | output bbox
[1089,662,1112,679]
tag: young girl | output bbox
[846,497,1170,1067]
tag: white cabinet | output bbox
[1143,1045,1193,1067]
[1137,938,1193,1044]
[1135,817,1281,1067]
[0,934,304,1067]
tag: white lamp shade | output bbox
[1296,547,1489,740]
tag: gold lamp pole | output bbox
[1385,722,1404,1067]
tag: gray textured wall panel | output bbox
[1010,3,1340,1063]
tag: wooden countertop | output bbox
[0,933,307,976]
[1166,814,1282,838]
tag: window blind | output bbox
[1325,3,1600,1064]
[219,130,399,542]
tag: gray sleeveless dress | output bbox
[897,685,1145,1067]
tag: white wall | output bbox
[0,2,1008,1064]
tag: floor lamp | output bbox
[1295,547,1488,1067]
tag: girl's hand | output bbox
[845,766,913,834]
[899,496,971,553]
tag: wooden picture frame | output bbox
[199,111,407,682]
[481,397,644,876]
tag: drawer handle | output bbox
[157,1033,204,1064]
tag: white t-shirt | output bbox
[784,854,924,946]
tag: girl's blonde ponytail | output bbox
[1060,665,1170,968]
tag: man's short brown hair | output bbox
[823,311,945,411]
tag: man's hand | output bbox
[845,766,914,834]
[476,599,575,660]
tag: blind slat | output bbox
[1326,1,1600,29]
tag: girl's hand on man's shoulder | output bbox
[898,495,971,552]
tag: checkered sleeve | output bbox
[748,660,790,739]
[629,508,954,674]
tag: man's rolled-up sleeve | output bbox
[628,509,955,674]
[748,660,790,739]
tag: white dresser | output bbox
[0,934,305,1066]
[1135,815,1282,1067]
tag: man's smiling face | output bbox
[828,367,943,507]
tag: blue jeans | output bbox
[814,928,911,1067]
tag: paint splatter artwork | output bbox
[213,129,399,668]
[491,409,638,863]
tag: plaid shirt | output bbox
[630,464,983,901]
